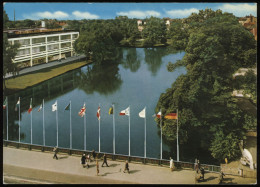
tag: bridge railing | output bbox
[4,140,220,172]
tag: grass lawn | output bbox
[5,60,89,92]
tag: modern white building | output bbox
[8,30,79,68]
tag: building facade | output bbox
[8,30,79,68]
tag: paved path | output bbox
[4,55,86,79]
[3,147,257,184]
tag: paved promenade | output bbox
[3,147,257,184]
[4,55,86,79]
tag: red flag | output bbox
[165,113,177,119]
[97,106,100,120]
[78,104,86,117]
[28,98,32,114]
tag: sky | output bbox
[3,2,257,21]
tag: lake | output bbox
[4,47,190,161]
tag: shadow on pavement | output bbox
[129,170,140,174]
[108,164,119,167]
[204,176,217,182]
[100,172,112,176]
[58,156,69,159]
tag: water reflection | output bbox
[144,48,168,76]
[76,62,122,95]
[121,48,141,72]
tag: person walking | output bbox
[170,157,174,172]
[200,167,205,180]
[53,146,58,160]
[219,170,225,184]
[102,154,109,167]
[81,154,86,168]
[96,159,99,176]
[123,160,130,174]
[198,160,201,170]
[92,150,96,160]
[86,154,91,163]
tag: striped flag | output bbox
[38,104,42,112]
[28,98,32,113]
[165,113,178,119]
[78,103,86,117]
[3,97,7,109]
[97,106,100,120]
[119,107,129,116]
[15,98,20,111]
[153,111,161,118]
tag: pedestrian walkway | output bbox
[3,147,256,184]
[4,55,86,79]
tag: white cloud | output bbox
[165,8,199,18]
[116,10,161,18]
[218,3,257,17]
[72,11,99,19]
[24,11,69,19]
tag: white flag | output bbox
[52,101,57,112]
[139,107,146,118]
[119,107,130,116]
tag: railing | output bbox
[3,140,222,172]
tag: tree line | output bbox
[157,9,256,163]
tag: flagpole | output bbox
[129,106,131,156]
[84,102,86,151]
[19,97,20,143]
[144,107,146,158]
[70,100,72,149]
[99,103,100,153]
[160,109,162,160]
[7,97,9,141]
[43,99,45,146]
[113,104,115,155]
[31,98,33,144]
[177,109,179,162]
[56,101,58,147]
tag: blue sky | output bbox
[3,2,257,21]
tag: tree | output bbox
[156,9,256,162]
[142,17,167,45]
[74,21,123,64]
[3,33,20,93]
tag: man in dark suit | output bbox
[102,154,109,167]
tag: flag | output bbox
[153,111,161,118]
[119,107,129,116]
[78,103,86,117]
[28,98,32,113]
[3,97,7,109]
[139,107,146,118]
[52,101,57,112]
[165,113,178,119]
[109,106,113,115]
[38,104,42,112]
[15,98,20,111]
[97,106,100,120]
[64,103,70,111]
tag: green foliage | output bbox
[209,131,242,162]
[74,21,123,64]
[156,9,256,162]
[243,114,257,130]
[142,17,167,45]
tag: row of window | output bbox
[9,34,78,46]
[16,43,72,56]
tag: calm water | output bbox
[4,48,188,160]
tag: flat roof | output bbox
[7,29,78,39]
